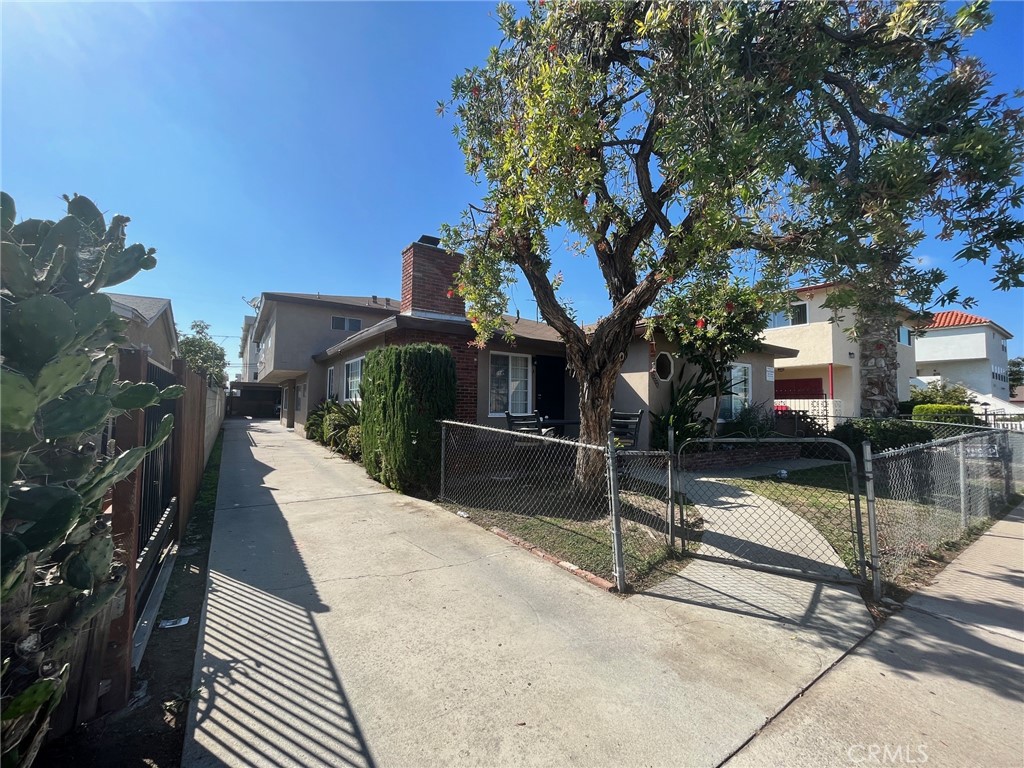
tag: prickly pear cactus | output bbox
[1,192,182,767]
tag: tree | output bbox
[658,277,784,426]
[443,2,1023,470]
[775,1,1024,416]
[179,320,227,386]
[442,2,813,483]
[1009,356,1023,398]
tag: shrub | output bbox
[322,400,360,453]
[346,425,362,461]
[909,381,975,406]
[911,404,976,424]
[828,418,934,453]
[305,399,338,441]
[361,344,456,498]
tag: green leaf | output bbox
[33,352,92,406]
[38,394,111,439]
[110,382,160,411]
[0,369,37,432]
[1,294,77,377]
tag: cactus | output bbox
[0,192,181,767]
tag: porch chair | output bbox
[505,411,556,438]
[610,409,644,449]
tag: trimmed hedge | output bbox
[828,418,935,453]
[911,404,975,424]
[361,344,456,498]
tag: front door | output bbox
[534,355,565,419]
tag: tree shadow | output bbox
[183,420,375,768]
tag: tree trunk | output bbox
[856,306,902,418]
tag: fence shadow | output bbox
[184,420,375,768]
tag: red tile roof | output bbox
[925,310,993,329]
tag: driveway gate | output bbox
[676,437,870,587]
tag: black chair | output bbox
[505,411,542,434]
[610,409,644,449]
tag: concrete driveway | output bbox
[183,418,872,768]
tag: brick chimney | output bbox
[400,235,466,318]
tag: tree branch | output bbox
[508,229,587,348]
[823,72,944,138]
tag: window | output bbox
[489,352,531,416]
[768,302,808,328]
[282,387,288,413]
[252,372,258,381]
[654,352,674,382]
[327,366,336,399]
[719,363,752,421]
[332,316,362,332]
[898,326,913,346]
[344,357,363,401]
[295,383,303,412]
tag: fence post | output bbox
[861,441,882,602]
[1000,431,1012,504]
[667,428,676,549]
[606,432,628,593]
[439,422,447,502]
[958,435,969,528]
[101,348,147,712]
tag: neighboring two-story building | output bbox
[763,283,917,419]
[914,310,1014,403]
[105,293,180,370]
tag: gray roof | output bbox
[263,292,400,309]
[105,293,172,325]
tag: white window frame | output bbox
[282,387,288,413]
[898,326,913,347]
[331,316,362,332]
[326,366,336,400]
[768,302,808,329]
[719,363,752,421]
[344,357,364,402]
[488,352,532,417]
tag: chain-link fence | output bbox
[440,421,685,590]
[677,437,866,585]
[867,429,1019,583]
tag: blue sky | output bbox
[3,1,1023,375]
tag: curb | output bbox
[489,527,617,592]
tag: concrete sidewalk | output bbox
[183,419,873,768]
[728,504,1024,768]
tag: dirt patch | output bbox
[37,432,224,768]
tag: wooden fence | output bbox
[48,349,225,737]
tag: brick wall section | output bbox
[682,444,802,471]
[390,328,478,422]
[401,240,466,316]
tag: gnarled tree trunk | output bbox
[856,305,902,418]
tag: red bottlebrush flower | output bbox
[696,318,706,330]
[539,0,545,5]
[549,43,557,53]
[471,86,480,98]
[725,301,735,313]
[666,276,674,284]
[447,289,455,299]
[469,316,478,324]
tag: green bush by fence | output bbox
[361,344,456,498]
[828,418,935,453]
[911,404,975,423]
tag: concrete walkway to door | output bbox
[183,418,873,768]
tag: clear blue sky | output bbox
[3,1,1023,376]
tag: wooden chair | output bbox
[610,409,644,449]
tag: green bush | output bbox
[361,344,456,498]
[305,398,338,441]
[322,400,359,453]
[346,426,362,461]
[909,380,975,406]
[911,404,976,424]
[828,418,935,453]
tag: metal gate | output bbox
[676,437,868,587]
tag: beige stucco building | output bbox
[763,284,917,417]
[106,293,179,370]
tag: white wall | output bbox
[915,327,987,363]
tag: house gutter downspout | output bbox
[828,363,834,400]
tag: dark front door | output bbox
[534,355,565,419]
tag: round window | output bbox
[654,352,673,381]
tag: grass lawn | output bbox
[442,474,690,590]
